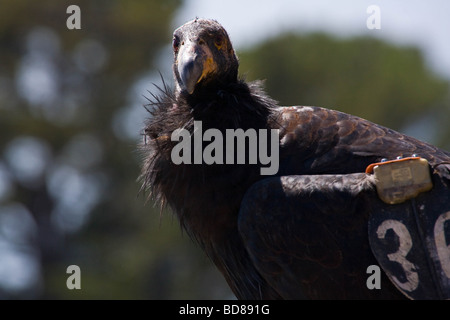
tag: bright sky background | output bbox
[174,0,450,79]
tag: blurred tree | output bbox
[0,0,232,300]
[239,33,450,146]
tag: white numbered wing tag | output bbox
[367,158,450,299]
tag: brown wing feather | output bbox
[274,106,450,178]
[238,173,407,299]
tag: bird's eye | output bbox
[214,35,224,50]
[172,36,181,52]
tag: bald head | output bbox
[172,19,239,96]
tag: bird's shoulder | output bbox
[272,105,394,146]
[269,105,450,176]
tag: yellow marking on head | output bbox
[214,42,223,51]
[197,57,217,84]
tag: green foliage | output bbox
[239,33,450,132]
[0,0,231,300]
[0,2,449,300]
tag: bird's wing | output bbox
[238,173,406,299]
[237,106,450,299]
[367,170,450,300]
[274,106,450,179]
[239,168,450,299]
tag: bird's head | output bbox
[172,18,239,96]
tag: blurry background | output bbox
[0,0,449,299]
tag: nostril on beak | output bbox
[178,55,202,94]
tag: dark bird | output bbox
[140,18,450,299]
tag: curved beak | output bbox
[176,41,214,94]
